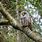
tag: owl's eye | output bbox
[24,12,26,14]
[22,13,26,16]
[23,14,25,16]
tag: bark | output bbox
[0,2,42,42]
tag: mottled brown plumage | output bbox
[20,11,32,30]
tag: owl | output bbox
[20,11,32,30]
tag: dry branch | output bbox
[0,2,42,42]
[0,19,10,25]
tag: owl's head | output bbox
[21,11,28,16]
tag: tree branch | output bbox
[0,19,10,25]
[0,2,42,42]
